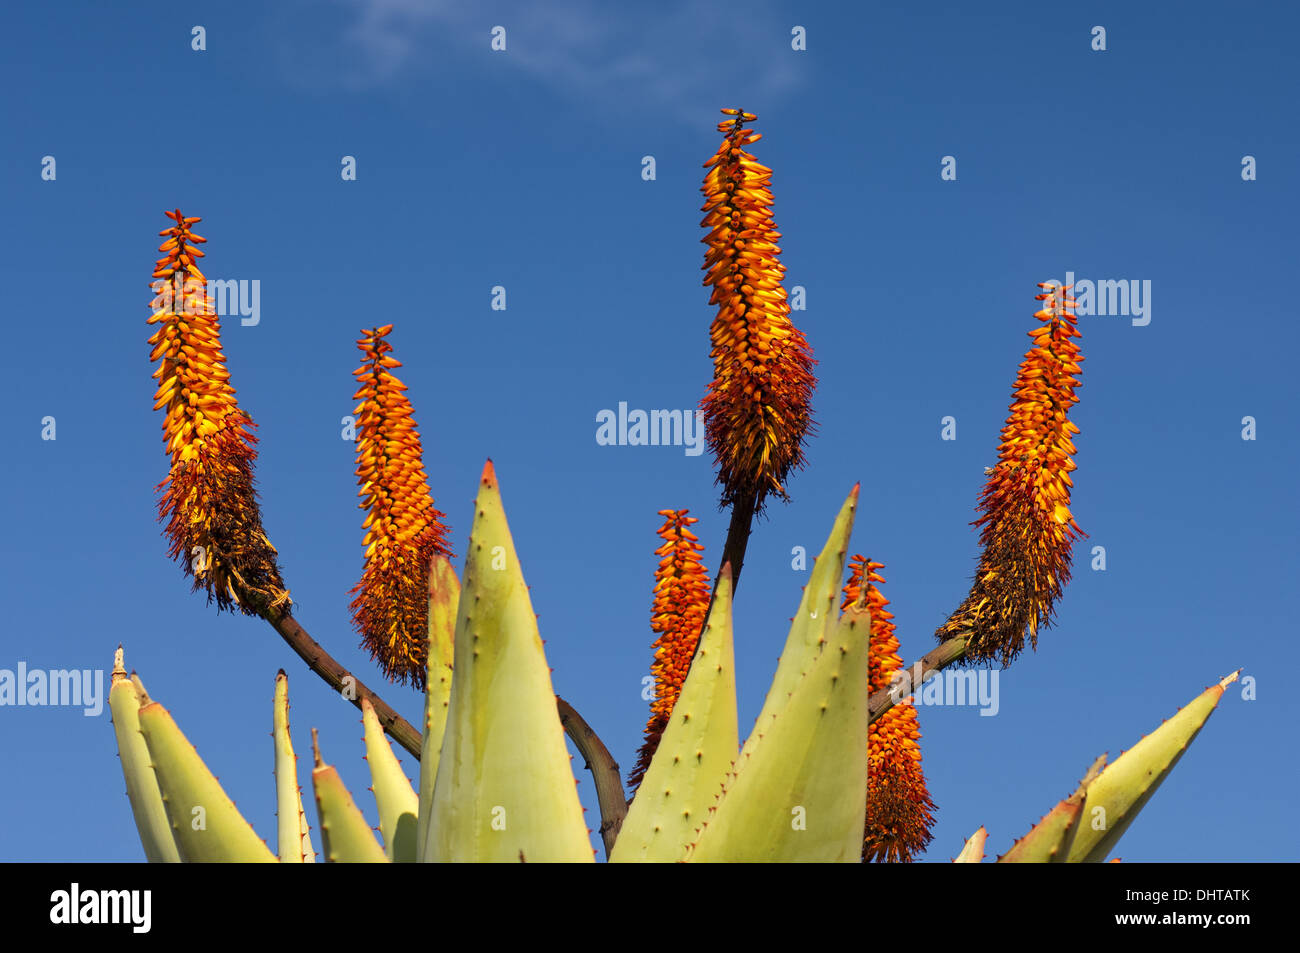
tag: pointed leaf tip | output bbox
[1065,675,1232,862]
[998,754,1104,863]
[688,561,867,862]
[427,470,591,862]
[109,672,180,862]
[954,826,987,863]
[615,566,738,863]
[273,671,316,863]
[361,696,419,862]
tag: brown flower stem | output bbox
[687,489,758,689]
[719,488,759,594]
[557,696,627,859]
[262,605,424,758]
[868,632,970,725]
[256,596,627,853]
[236,569,627,850]
[677,491,759,699]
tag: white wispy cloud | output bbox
[277,0,806,120]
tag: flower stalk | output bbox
[627,510,711,791]
[844,556,936,862]
[699,108,815,590]
[147,209,287,613]
[350,325,452,688]
[937,283,1086,665]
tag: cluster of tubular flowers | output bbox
[627,510,712,791]
[937,283,1086,665]
[699,108,816,511]
[843,556,936,863]
[147,209,287,613]
[349,326,451,688]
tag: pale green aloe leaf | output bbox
[687,593,870,862]
[611,566,739,863]
[998,755,1105,863]
[311,731,388,863]
[417,552,460,862]
[129,673,152,704]
[108,649,180,863]
[1066,672,1238,863]
[741,486,859,759]
[953,826,987,863]
[427,461,594,863]
[272,671,316,863]
[136,700,277,863]
[361,698,419,862]
[685,488,863,862]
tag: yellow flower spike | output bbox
[148,210,287,615]
[349,325,451,689]
[842,556,936,863]
[626,509,712,792]
[699,109,816,516]
[937,283,1087,665]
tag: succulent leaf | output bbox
[685,495,866,862]
[998,755,1104,863]
[426,461,594,863]
[361,698,419,862]
[136,700,276,862]
[612,566,739,863]
[417,552,459,860]
[744,486,858,734]
[108,650,180,863]
[311,732,388,863]
[953,826,988,862]
[688,596,869,861]
[272,671,316,863]
[1065,673,1237,863]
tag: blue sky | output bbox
[1,0,1296,862]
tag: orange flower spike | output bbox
[843,556,936,863]
[700,109,815,512]
[626,510,712,792]
[349,326,451,689]
[147,210,287,614]
[937,283,1087,665]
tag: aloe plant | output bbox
[109,476,1235,862]
[119,108,1237,863]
